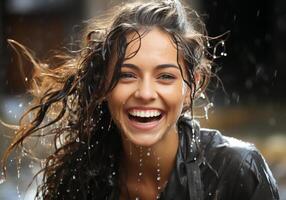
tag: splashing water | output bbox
[0,177,6,184]
[204,103,214,120]
[212,40,227,60]
[17,158,22,179]
[28,161,34,169]
[146,147,151,156]
[0,172,6,185]
[16,185,21,199]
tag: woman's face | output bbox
[107,27,190,147]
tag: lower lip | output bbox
[126,114,164,131]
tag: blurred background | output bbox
[0,0,285,199]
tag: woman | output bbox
[1,0,280,199]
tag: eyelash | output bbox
[119,72,136,79]
[158,73,176,80]
[119,72,176,81]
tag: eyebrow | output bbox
[121,63,180,70]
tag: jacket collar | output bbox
[160,117,204,200]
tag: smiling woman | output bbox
[108,28,188,148]
[0,0,280,200]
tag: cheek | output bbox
[107,85,133,118]
[159,82,186,112]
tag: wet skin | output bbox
[107,27,190,148]
[107,27,192,200]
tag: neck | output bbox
[120,128,179,198]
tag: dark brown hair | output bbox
[2,0,212,199]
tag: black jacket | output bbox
[47,116,280,200]
[158,117,280,200]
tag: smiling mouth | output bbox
[128,114,163,123]
[125,109,165,132]
[127,109,164,123]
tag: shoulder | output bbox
[200,128,256,162]
[199,129,280,200]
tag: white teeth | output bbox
[129,109,161,118]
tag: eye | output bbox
[158,73,176,80]
[119,72,136,79]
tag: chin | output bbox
[125,132,164,147]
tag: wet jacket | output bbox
[44,116,279,200]
[158,117,280,200]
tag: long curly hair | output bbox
[1,0,213,199]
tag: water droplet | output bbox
[28,162,34,169]
[204,102,213,120]
[157,177,161,181]
[199,93,206,99]
[146,152,150,156]
[16,185,21,199]
[17,159,22,179]
[0,176,6,184]
[72,175,76,179]
[138,172,143,176]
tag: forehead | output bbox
[124,27,178,64]
[107,27,189,81]
[122,27,190,81]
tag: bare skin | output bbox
[119,139,178,199]
[107,27,190,200]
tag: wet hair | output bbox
[2,0,212,199]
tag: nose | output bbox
[134,79,158,101]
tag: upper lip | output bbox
[126,106,164,113]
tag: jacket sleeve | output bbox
[232,148,280,200]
